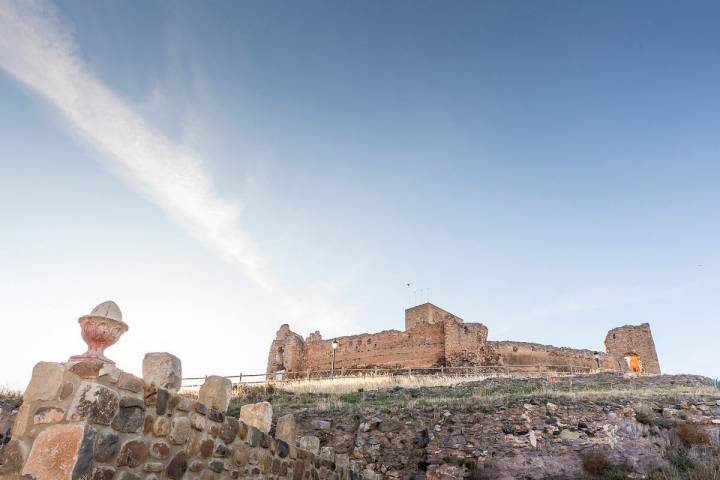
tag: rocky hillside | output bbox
[231,373,720,479]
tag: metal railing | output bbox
[180,363,599,389]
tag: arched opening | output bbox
[274,346,286,370]
[624,353,642,373]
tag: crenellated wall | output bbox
[266,303,661,377]
[0,359,347,480]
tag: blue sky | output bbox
[1,0,718,388]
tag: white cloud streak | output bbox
[529,283,695,320]
[0,0,272,288]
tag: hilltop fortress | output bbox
[266,303,660,377]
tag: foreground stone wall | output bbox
[0,360,345,480]
[266,303,661,377]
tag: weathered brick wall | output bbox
[605,323,661,374]
[487,341,617,371]
[404,303,463,331]
[302,323,446,372]
[264,303,660,376]
[0,361,345,480]
[442,320,492,367]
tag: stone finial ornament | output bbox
[69,300,128,365]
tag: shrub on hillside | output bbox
[582,450,613,476]
[581,449,632,479]
[675,423,710,447]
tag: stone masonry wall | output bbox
[302,323,446,372]
[0,360,344,480]
[267,325,305,378]
[403,304,463,331]
[265,303,661,377]
[605,323,661,374]
[488,341,617,372]
[442,320,492,367]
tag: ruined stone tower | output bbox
[604,323,661,374]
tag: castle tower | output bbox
[404,303,464,330]
[604,323,660,374]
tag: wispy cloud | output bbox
[529,283,695,320]
[0,0,272,288]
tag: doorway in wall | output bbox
[624,353,642,373]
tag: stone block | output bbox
[276,413,296,445]
[169,417,191,445]
[199,376,232,412]
[0,438,28,473]
[153,415,171,436]
[21,424,95,480]
[10,404,32,438]
[68,382,120,425]
[165,451,188,480]
[69,361,104,379]
[91,466,115,480]
[94,430,120,463]
[116,439,148,468]
[142,352,182,392]
[111,397,145,432]
[299,435,320,455]
[33,406,65,424]
[150,441,170,459]
[239,401,273,434]
[23,361,65,402]
[117,373,144,394]
[221,416,239,444]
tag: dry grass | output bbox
[223,373,720,416]
[651,445,720,480]
[273,374,494,394]
[0,387,22,402]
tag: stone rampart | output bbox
[303,323,446,372]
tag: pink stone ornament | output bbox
[69,301,128,365]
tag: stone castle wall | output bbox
[302,323,446,372]
[266,303,661,376]
[0,358,346,480]
[488,341,617,371]
[404,304,463,330]
[605,323,661,374]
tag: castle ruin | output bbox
[266,303,660,377]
